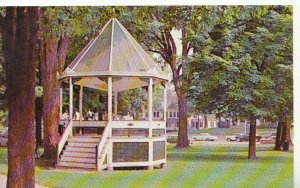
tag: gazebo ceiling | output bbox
[74,77,162,92]
[60,18,169,92]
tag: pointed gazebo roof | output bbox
[60,18,168,92]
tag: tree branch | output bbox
[155,35,167,50]
[187,42,192,54]
[146,49,162,55]
[177,63,182,75]
[162,32,172,57]
[165,30,177,55]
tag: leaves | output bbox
[188,5,292,120]
[117,88,148,119]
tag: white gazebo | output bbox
[57,18,169,171]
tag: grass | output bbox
[0,144,293,188]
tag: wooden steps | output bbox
[67,142,98,148]
[57,161,96,169]
[64,146,95,153]
[60,156,96,163]
[56,135,101,170]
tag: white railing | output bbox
[96,122,111,170]
[57,120,73,160]
[72,120,107,127]
[110,121,166,129]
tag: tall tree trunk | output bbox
[40,38,60,161]
[176,92,189,148]
[2,7,38,187]
[174,28,189,148]
[40,35,69,162]
[281,120,287,146]
[274,119,283,151]
[286,121,293,146]
[39,9,69,161]
[281,118,291,151]
[35,97,43,145]
[204,114,208,128]
[248,115,257,159]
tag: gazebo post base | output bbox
[107,166,114,171]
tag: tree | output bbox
[251,6,293,151]
[1,7,39,187]
[188,6,292,158]
[39,7,69,160]
[121,6,206,148]
[39,25,69,161]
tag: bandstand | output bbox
[57,18,169,171]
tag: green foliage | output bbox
[40,7,121,39]
[188,6,292,120]
[117,88,148,119]
[82,88,107,114]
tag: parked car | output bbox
[262,133,276,139]
[192,133,217,141]
[260,136,276,144]
[235,133,262,142]
[260,133,276,144]
[226,133,244,141]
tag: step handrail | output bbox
[57,120,73,160]
[96,122,110,170]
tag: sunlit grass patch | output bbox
[0,144,293,188]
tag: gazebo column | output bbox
[164,82,168,121]
[79,85,83,127]
[163,81,168,169]
[148,78,153,134]
[59,87,63,118]
[69,77,73,136]
[107,77,113,171]
[114,92,118,119]
[148,77,153,170]
[108,77,113,122]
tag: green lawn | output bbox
[0,144,293,188]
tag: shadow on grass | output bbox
[170,145,274,153]
[168,152,291,164]
[0,156,55,170]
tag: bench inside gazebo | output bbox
[56,18,169,171]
